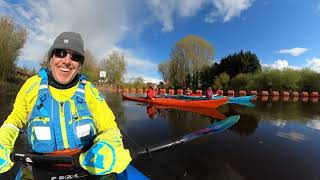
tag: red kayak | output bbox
[152,105,226,120]
[122,94,228,109]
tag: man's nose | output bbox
[62,54,72,64]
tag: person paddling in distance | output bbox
[185,87,192,95]
[0,32,131,179]
[205,86,214,98]
[146,83,157,100]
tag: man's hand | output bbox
[0,144,13,173]
[79,130,131,175]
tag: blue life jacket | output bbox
[27,69,97,153]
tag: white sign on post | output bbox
[100,71,106,78]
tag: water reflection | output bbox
[146,104,226,120]
[272,96,279,102]
[306,120,320,130]
[2,92,320,180]
[282,96,289,102]
[276,131,308,142]
[311,97,318,103]
[228,107,260,136]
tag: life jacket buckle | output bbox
[37,103,43,109]
[76,96,84,103]
[40,94,47,102]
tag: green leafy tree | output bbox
[200,62,219,90]
[229,73,254,91]
[0,16,27,81]
[298,68,320,92]
[218,50,261,79]
[103,51,127,86]
[214,72,230,90]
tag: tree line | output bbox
[158,35,320,93]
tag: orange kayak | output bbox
[152,105,226,120]
[122,94,228,109]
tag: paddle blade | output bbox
[207,115,240,133]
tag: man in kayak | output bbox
[146,84,157,100]
[185,88,192,95]
[205,86,214,98]
[0,32,131,179]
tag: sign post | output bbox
[99,71,106,85]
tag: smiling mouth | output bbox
[60,67,71,72]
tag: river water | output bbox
[1,91,320,180]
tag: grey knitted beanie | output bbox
[48,32,85,63]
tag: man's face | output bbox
[50,49,81,85]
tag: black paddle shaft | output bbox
[10,153,77,165]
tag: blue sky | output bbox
[1,0,320,83]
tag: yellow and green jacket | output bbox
[0,69,131,174]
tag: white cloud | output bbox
[147,0,253,32]
[205,0,254,23]
[270,119,287,127]
[262,59,300,70]
[277,47,309,56]
[1,0,129,62]
[1,0,165,82]
[147,0,176,32]
[123,50,161,83]
[305,57,320,73]
[306,119,320,131]
[177,0,205,17]
[147,0,205,32]
[276,131,308,142]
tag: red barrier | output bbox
[137,88,143,94]
[196,90,202,95]
[160,89,166,94]
[216,90,223,95]
[239,90,246,96]
[250,90,257,96]
[177,89,183,95]
[169,89,175,95]
[227,90,234,96]
[130,88,136,94]
[292,92,299,97]
[282,91,289,97]
[271,91,279,96]
[261,91,269,96]
[311,92,318,97]
[300,92,308,97]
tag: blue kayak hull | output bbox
[117,165,149,180]
[15,164,149,180]
[166,94,255,102]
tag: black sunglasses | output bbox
[53,49,84,62]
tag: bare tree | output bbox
[81,49,99,81]
[103,51,127,86]
[158,61,170,83]
[169,35,214,88]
